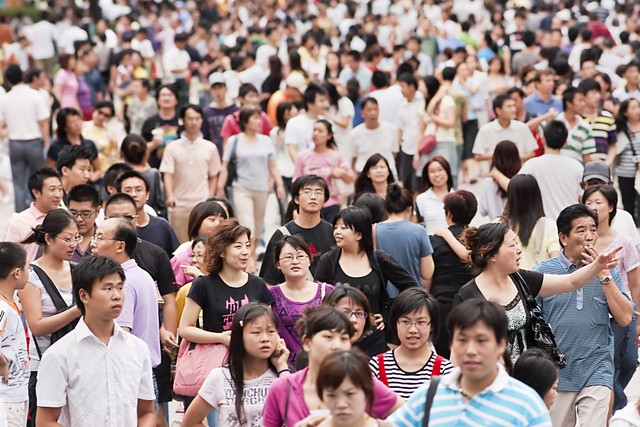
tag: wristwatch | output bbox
[599,275,612,285]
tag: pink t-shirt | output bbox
[220,110,273,140]
[606,233,640,295]
[262,367,398,427]
[293,149,352,208]
[170,244,192,287]
[54,69,79,109]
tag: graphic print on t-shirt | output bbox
[222,294,249,330]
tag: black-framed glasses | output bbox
[57,235,83,246]
[69,208,98,219]
[105,214,137,222]
[340,309,368,319]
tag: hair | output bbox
[104,192,137,213]
[28,168,61,200]
[556,204,598,247]
[371,71,389,89]
[238,106,263,132]
[616,98,640,135]
[503,175,545,247]
[390,287,440,344]
[56,145,93,173]
[397,72,418,89]
[297,306,355,341]
[292,175,330,206]
[354,154,394,198]
[581,184,618,225]
[421,156,453,191]
[56,108,82,141]
[238,83,259,100]
[360,97,378,109]
[155,83,179,102]
[94,100,114,116]
[424,75,441,106]
[22,208,76,248]
[58,53,73,70]
[275,102,295,130]
[120,134,147,165]
[206,196,235,219]
[322,81,340,108]
[353,193,387,224]
[227,303,279,424]
[561,87,581,111]
[442,66,456,82]
[303,84,328,110]
[73,255,125,315]
[110,218,138,257]
[313,119,337,150]
[68,184,100,207]
[490,141,521,198]
[179,103,203,120]
[116,170,149,193]
[322,284,374,333]
[334,207,374,253]
[187,201,228,240]
[384,183,412,214]
[0,242,27,280]
[317,350,374,410]
[506,86,526,99]
[577,78,601,94]
[443,190,478,225]
[104,163,133,193]
[203,219,251,274]
[543,120,569,149]
[512,348,559,397]
[273,235,312,267]
[492,94,512,115]
[461,222,510,271]
[4,64,23,85]
[448,299,508,343]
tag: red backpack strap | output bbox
[432,354,444,377]
[377,353,388,387]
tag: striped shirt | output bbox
[388,365,551,427]
[583,110,617,155]
[369,350,453,399]
[616,129,640,178]
[558,113,596,163]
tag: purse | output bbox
[513,272,567,369]
[418,111,439,155]
[226,135,239,187]
[173,340,228,397]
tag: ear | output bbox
[355,232,362,241]
[558,232,569,248]
[301,335,310,353]
[78,288,90,306]
[44,233,53,247]
[61,166,70,177]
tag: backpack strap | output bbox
[377,353,389,387]
[432,354,444,376]
[372,223,377,249]
[422,376,441,427]
[278,226,314,282]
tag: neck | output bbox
[341,244,362,256]
[365,120,379,130]
[137,208,150,226]
[396,342,432,360]
[62,180,72,195]
[0,281,16,302]
[459,366,499,397]
[138,92,149,101]
[158,108,175,120]
[81,225,95,240]
[433,185,448,195]
[295,210,322,228]
[583,104,597,115]
[497,117,511,128]
[282,276,309,290]
[385,212,408,222]
[242,355,269,379]
[331,414,370,427]
[537,91,551,102]
[244,129,258,139]
[67,134,81,144]
[372,180,387,196]
[220,266,245,283]
[82,314,116,346]
[565,112,578,125]
[184,131,200,141]
[563,249,582,266]
[628,120,640,130]
[32,201,48,213]
[544,147,562,154]
[306,110,319,120]
[478,266,512,286]
[314,144,329,153]
[38,252,66,269]
[598,221,612,236]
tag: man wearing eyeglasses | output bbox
[56,145,92,206]
[66,184,101,262]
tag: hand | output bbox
[160,326,179,354]
[165,196,176,208]
[581,245,622,269]
[270,338,290,371]
[412,155,420,170]
[180,264,204,279]
[433,227,452,238]
[0,354,9,385]
[372,313,385,330]
[330,167,344,179]
[149,135,163,150]
[218,330,232,346]
[545,108,559,119]
[293,415,327,427]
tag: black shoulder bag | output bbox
[513,272,567,369]
[422,376,441,427]
[226,135,240,187]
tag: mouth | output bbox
[260,345,272,352]
[111,304,122,311]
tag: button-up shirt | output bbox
[3,203,47,262]
[524,92,563,116]
[36,318,155,427]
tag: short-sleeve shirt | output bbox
[557,113,597,163]
[516,217,561,270]
[137,215,180,257]
[0,300,29,403]
[350,122,399,177]
[292,148,352,207]
[415,188,449,235]
[473,119,538,159]
[284,114,317,153]
[53,69,79,109]
[187,274,274,332]
[223,134,276,193]
[132,239,179,296]
[47,137,99,163]
[141,114,181,169]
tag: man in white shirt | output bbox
[255,26,280,70]
[36,255,156,427]
[351,97,398,178]
[238,53,266,92]
[3,36,30,72]
[162,33,191,107]
[24,11,57,77]
[396,72,424,193]
[338,50,373,94]
[369,70,405,125]
[284,84,329,162]
[612,61,640,103]
[56,10,88,55]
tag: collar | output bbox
[558,250,580,272]
[74,317,126,344]
[490,119,513,131]
[180,132,204,143]
[442,364,510,394]
[28,203,48,220]
[532,92,555,104]
[121,258,138,271]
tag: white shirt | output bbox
[613,209,640,252]
[36,318,155,427]
[131,38,155,59]
[238,64,266,92]
[351,121,399,178]
[284,114,318,152]
[0,300,29,403]
[473,119,538,158]
[370,85,406,125]
[25,20,57,59]
[255,44,277,71]
[396,95,425,155]
[57,26,88,55]
[0,85,49,140]
[162,47,191,82]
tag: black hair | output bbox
[238,106,262,132]
[22,208,77,248]
[68,184,100,207]
[384,183,412,214]
[120,134,147,165]
[133,78,151,91]
[334,206,373,253]
[397,72,418,89]
[442,66,456,82]
[0,242,27,280]
[155,84,179,102]
[371,70,389,88]
[73,256,125,315]
[443,190,478,225]
[492,94,512,115]
[322,284,374,333]
[179,103,203,120]
[4,64,22,85]
[390,287,440,344]
[490,141,521,199]
[238,83,259,99]
[56,108,82,141]
[104,192,137,213]
[104,163,133,193]
[116,170,149,193]
[556,204,598,247]
[273,235,312,267]
[424,75,441,106]
[24,68,43,84]
[448,299,508,343]
[421,156,453,191]
[206,196,235,219]
[28,168,61,200]
[581,184,618,225]
[297,306,355,341]
[616,98,640,135]
[360,97,379,109]
[56,145,93,173]
[322,81,340,108]
[110,218,138,257]
[354,154,394,199]
[506,87,526,98]
[577,78,601,94]
[503,175,545,247]
[275,102,295,129]
[187,200,228,240]
[562,87,581,110]
[314,119,337,150]
[461,222,510,271]
[317,350,374,411]
[303,84,328,110]
[94,100,114,116]
[543,120,569,149]
[512,348,559,397]
[522,31,536,47]
[353,193,387,224]
[292,175,330,206]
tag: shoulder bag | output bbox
[225,135,240,187]
[419,106,440,155]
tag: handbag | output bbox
[226,135,239,187]
[513,272,567,369]
[418,112,439,155]
[173,340,228,396]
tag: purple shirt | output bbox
[262,367,399,427]
[117,258,161,367]
[268,282,334,364]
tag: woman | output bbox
[82,100,119,170]
[74,53,94,120]
[453,61,483,184]
[175,236,207,321]
[46,108,102,182]
[480,140,521,220]
[324,51,342,85]
[512,348,559,410]
[353,154,395,202]
[293,120,355,223]
[429,190,478,357]
[262,307,403,426]
[370,288,453,399]
[315,207,418,334]
[502,175,560,269]
[453,222,621,365]
[19,209,82,422]
[415,156,453,235]
[53,53,79,110]
[268,235,334,364]
[217,106,285,272]
[270,102,298,196]
[615,98,640,223]
[181,303,290,427]
[261,56,283,112]
[375,183,434,291]
[484,56,514,102]
[323,82,355,163]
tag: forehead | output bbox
[121,176,146,187]
[300,184,324,191]
[95,273,123,287]
[97,219,117,234]
[70,158,90,168]
[453,320,496,339]
[42,177,62,187]
[336,297,364,310]
[105,202,136,216]
[570,216,596,230]
[68,200,96,210]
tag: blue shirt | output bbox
[533,252,629,392]
[388,365,551,427]
[524,92,563,117]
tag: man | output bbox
[159,104,221,243]
[389,299,551,426]
[36,256,156,426]
[91,219,161,371]
[534,204,632,426]
[117,171,179,256]
[24,11,57,77]
[141,84,180,169]
[405,36,433,78]
[557,88,596,164]
[473,94,538,165]
[67,184,101,262]
[350,97,398,178]
[396,72,424,193]
[259,175,336,285]
[285,84,329,162]
[80,46,107,106]
[162,32,191,108]
[369,70,405,126]
[511,31,539,76]
[339,50,373,94]
[524,69,563,117]
[0,243,31,426]
[238,53,266,92]
[127,79,157,136]
[578,78,617,165]
[0,64,50,212]
[201,72,239,155]
[255,25,281,71]
[3,168,62,262]
[612,61,640,103]
[56,145,92,204]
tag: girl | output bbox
[175,236,207,321]
[181,303,290,427]
[615,98,640,222]
[479,140,521,220]
[512,348,559,410]
[415,156,454,235]
[370,288,453,399]
[353,154,395,202]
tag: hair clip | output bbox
[239,320,244,328]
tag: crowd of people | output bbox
[1,0,640,426]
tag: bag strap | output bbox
[278,226,314,282]
[377,353,389,387]
[30,264,70,311]
[534,218,545,258]
[422,376,441,427]
[372,223,377,249]
[282,380,291,427]
[432,354,444,376]
[320,282,326,300]
[624,129,638,157]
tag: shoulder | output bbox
[532,257,562,273]
[503,376,551,417]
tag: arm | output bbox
[160,292,178,352]
[90,158,103,182]
[216,162,228,197]
[36,407,63,427]
[269,160,286,201]
[605,143,617,167]
[331,164,356,184]
[38,119,50,149]
[177,297,231,345]
[434,228,470,262]
[428,105,455,129]
[163,172,175,208]
[581,153,593,165]
[420,255,435,292]
[488,167,511,192]
[602,270,633,327]
[181,395,212,427]
[207,174,218,199]
[474,153,493,162]
[287,144,298,163]
[526,108,558,132]
[137,399,156,427]
[19,284,82,337]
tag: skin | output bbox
[394,307,434,372]
[33,177,64,213]
[61,158,91,193]
[319,378,375,427]
[68,200,100,254]
[276,243,317,302]
[543,378,559,409]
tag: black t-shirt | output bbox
[259,220,336,285]
[47,137,99,162]
[453,269,544,307]
[132,238,178,296]
[141,114,181,169]
[187,273,275,332]
[137,215,180,257]
[334,264,385,314]
[429,225,476,305]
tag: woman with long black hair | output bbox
[480,140,521,219]
[615,98,640,223]
[353,154,395,202]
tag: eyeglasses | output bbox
[397,319,431,329]
[278,253,309,263]
[90,236,121,244]
[123,187,147,195]
[57,235,83,246]
[340,309,368,319]
[299,189,325,197]
[189,251,205,259]
[105,215,137,222]
[69,208,98,219]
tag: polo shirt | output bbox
[583,110,617,155]
[388,365,551,427]
[533,252,629,392]
[472,119,537,158]
[0,84,49,140]
[3,203,47,262]
[396,95,425,155]
[557,112,596,163]
[523,92,563,116]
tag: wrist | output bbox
[277,368,291,377]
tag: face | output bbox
[310,94,330,114]
[241,91,260,107]
[62,159,91,188]
[46,222,80,261]
[491,229,522,273]
[509,92,523,109]
[399,81,416,99]
[569,93,585,114]
[361,101,379,122]
[183,108,203,134]
[65,114,83,136]
[366,159,389,184]
[295,184,325,214]
[68,200,99,235]
[625,66,639,85]
[560,216,598,260]
[131,80,146,98]
[457,63,469,79]
[189,241,206,270]
[584,191,612,226]
[104,202,139,227]
[450,321,506,383]
[90,219,125,259]
[497,99,517,120]
[327,53,340,70]
[625,100,640,122]
[93,106,112,126]
[34,177,63,212]
[397,307,432,351]
[537,75,555,95]
[243,315,279,360]
[197,214,224,236]
[246,112,262,132]
[157,88,178,110]
[222,233,251,271]
[543,378,559,409]
[120,177,149,210]
[303,328,352,366]
[584,89,601,109]
[333,219,361,249]
[580,61,596,79]
[210,84,227,102]
[312,122,331,147]
[79,273,124,320]
[276,242,311,279]
[427,161,448,189]
[322,378,369,427]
